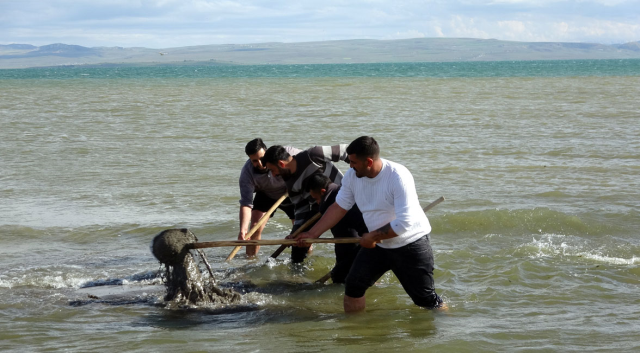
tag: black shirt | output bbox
[320,183,368,238]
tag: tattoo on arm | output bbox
[371,223,397,241]
[376,223,392,236]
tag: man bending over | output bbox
[263,143,349,263]
[238,138,299,256]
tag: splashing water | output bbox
[151,228,241,307]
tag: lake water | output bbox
[1,60,639,352]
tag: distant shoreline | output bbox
[1,37,639,69]
[2,60,639,80]
[4,57,640,71]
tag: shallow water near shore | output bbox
[1,61,639,352]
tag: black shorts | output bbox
[344,235,442,308]
[252,191,295,219]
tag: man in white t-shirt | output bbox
[297,136,443,312]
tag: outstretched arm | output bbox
[309,144,349,164]
[294,203,348,245]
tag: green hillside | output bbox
[1,38,639,69]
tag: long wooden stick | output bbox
[423,196,445,213]
[314,271,333,284]
[191,236,359,249]
[315,196,445,284]
[269,212,322,259]
[226,193,288,261]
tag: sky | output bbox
[1,0,639,48]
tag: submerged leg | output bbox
[246,210,267,256]
[344,295,366,313]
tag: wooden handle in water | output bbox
[226,193,288,261]
[423,196,445,213]
[270,212,322,259]
[314,271,333,284]
[191,237,360,249]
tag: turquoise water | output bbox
[1,59,640,79]
[1,61,639,352]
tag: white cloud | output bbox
[551,19,640,43]
[383,30,427,40]
[0,0,639,47]
[497,20,538,41]
[448,16,491,39]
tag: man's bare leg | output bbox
[344,295,366,313]
[246,210,267,256]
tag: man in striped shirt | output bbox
[296,136,444,312]
[263,144,350,263]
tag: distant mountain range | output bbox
[1,38,639,69]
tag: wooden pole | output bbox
[315,196,445,284]
[226,193,288,261]
[422,196,445,213]
[314,271,333,284]
[190,236,359,249]
[269,212,322,259]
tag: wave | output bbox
[511,233,639,265]
[3,207,637,244]
[431,207,638,237]
[79,270,161,288]
[0,266,163,290]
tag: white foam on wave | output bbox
[0,265,163,290]
[0,272,95,289]
[40,274,95,289]
[0,264,88,289]
[0,277,9,289]
[264,256,290,269]
[524,233,638,265]
[242,292,282,306]
[576,253,638,265]
[526,233,568,257]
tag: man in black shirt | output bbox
[306,174,367,283]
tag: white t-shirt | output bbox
[335,158,431,249]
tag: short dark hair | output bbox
[262,145,291,165]
[245,138,267,156]
[305,173,331,192]
[346,136,379,160]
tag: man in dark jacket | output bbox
[263,144,349,263]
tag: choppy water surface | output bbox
[1,62,639,352]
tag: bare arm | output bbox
[294,203,348,245]
[360,223,398,248]
[238,162,256,240]
[238,206,252,240]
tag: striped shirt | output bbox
[335,158,431,249]
[285,145,349,224]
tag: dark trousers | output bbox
[345,235,442,308]
[290,210,318,263]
